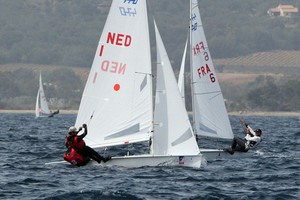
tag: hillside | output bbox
[1,50,299,85]
[216,51,300,68]
[0,64,89,82]
[1,50,299,112]
[0,0,300,112]
[1,0,300,69]
[215,50,300,75]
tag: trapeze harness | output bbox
[66,135,85,150]
[63,148,89,166]
[64,135,89,166]
[244,125,261,150]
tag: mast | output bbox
[189,0,196,134]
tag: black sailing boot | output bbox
[103,156,111,163]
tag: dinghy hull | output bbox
[46,154,203,169]
[93,154,202,168]
[200,148,252,161]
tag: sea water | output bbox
[0,113,299,199]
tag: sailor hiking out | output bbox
[226,120,262,155]
[64,124,111,166]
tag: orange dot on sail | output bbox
[114,84,120,91]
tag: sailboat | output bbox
[35,72,59,118]
[190,0,233,139]
[183,0,238,160]
[53,0,202,168]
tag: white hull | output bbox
[200,148,252,161]
[46,154,202,168]
[46,150,254,167]
[36,115,49,118]
[98,154,202,168]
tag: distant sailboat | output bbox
[35,72,59,118]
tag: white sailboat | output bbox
[35,72,59,118]
[187,0,238,160]
[190,0,233,139]
[70,0,202,168]
[35,72,51,118]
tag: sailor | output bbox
[65,124,111,164]
[63,147,90,166]
[226,120,262,155]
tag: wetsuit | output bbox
[63,147,89,166]
[231,124,261,152]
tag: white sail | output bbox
[75,0,153,148]
[35,72,51,117]
[153,21,200,156]
[190,0,233,139]
[178,38,188,104]
[47,0,202,168]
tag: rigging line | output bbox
[89,110,95,121]
[191,3,198,10]
[135,71,154,77]
[81,110,100,146]
[193,90,221,95]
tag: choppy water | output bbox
[0,113,299,199]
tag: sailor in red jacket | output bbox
[64,127,89,166]
[63,147,89,166]
[65,124,111,164]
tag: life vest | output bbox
[66,135,85,150]
[63,148,89,166]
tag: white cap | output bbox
[68,126,77,133]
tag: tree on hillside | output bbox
[243,79,300,111]
[1,0,300,67]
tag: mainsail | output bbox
[190,0,233,139]
[75,0,153,148]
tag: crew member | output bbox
[66,124,111,164]
[63,147,90,166]
[226,120,262,155]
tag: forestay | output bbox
[190,0,233,139]
[75,0,153,148]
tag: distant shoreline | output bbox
[228,111,299,117]
[0,110,78,114]
[0,110,299,117]
[189,111,299,117]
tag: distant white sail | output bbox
[35,72,51,118]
